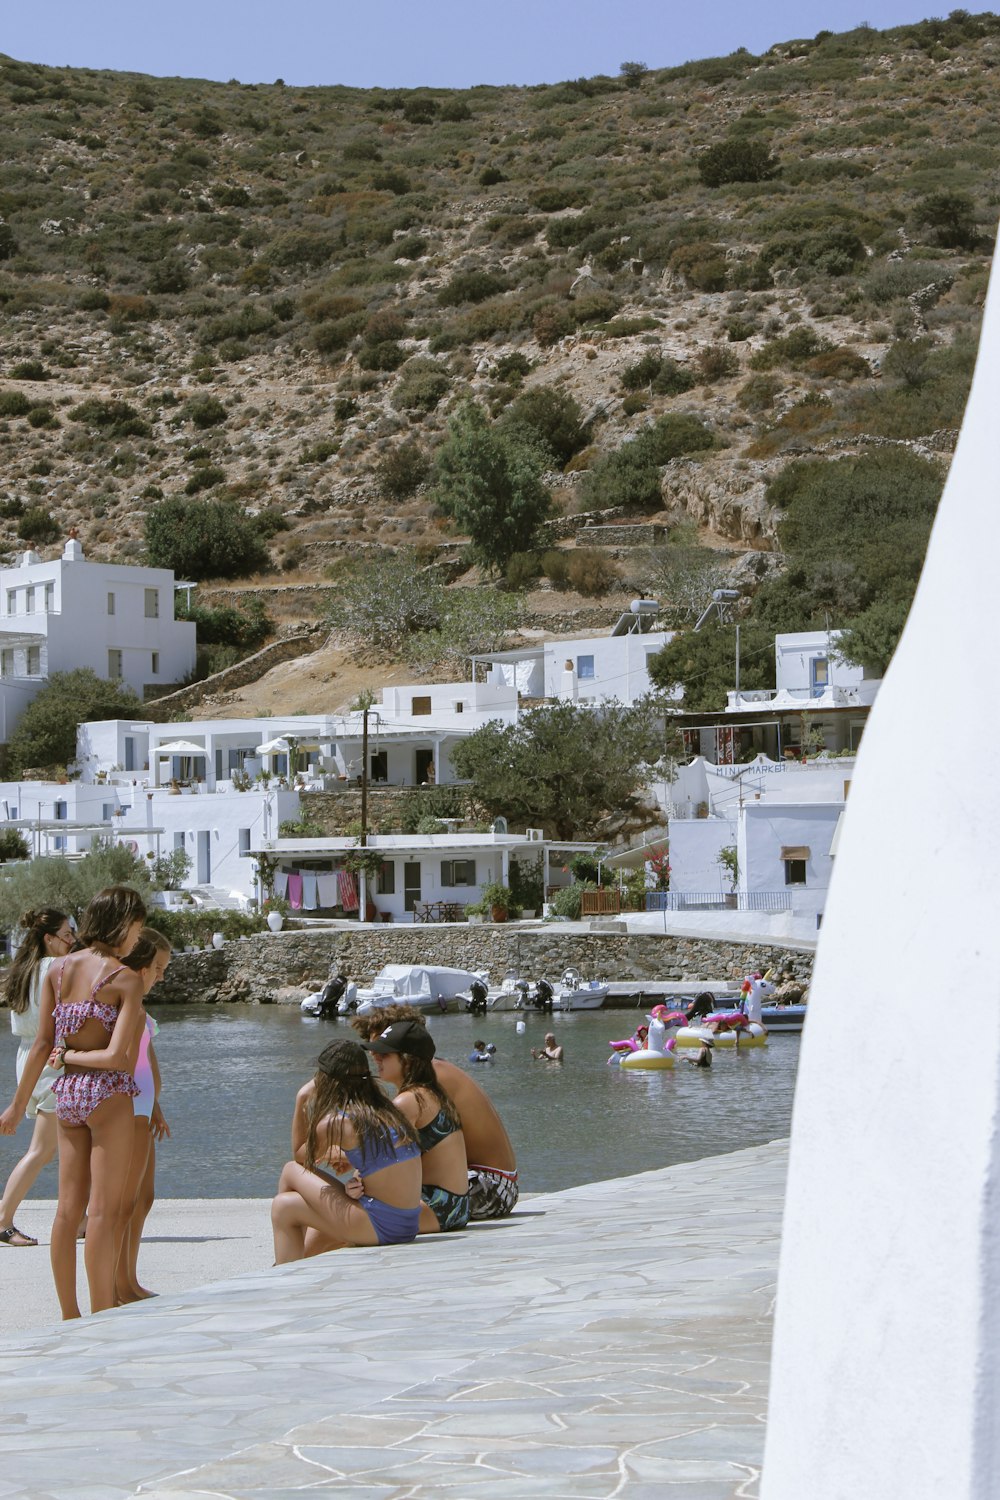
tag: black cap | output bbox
[362,1019,436,1060]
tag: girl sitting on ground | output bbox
[362,1019,470,1234]
[272,1039,422,1261]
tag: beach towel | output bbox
[287,873,303,909]
[316,873,338,909]
[301,872,318,910]
[338,869,359,911]
[273,870,289,899]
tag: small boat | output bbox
[355,964,489,1017]
[551,969,609,1011]
[759,1004,807,1033]
[300,976,358,1018]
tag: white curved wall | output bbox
[762,231,1000,1498]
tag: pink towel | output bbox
[338,869,359,912]
[287,873,303,909]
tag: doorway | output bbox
[415,749,435,785]
[403,862,421,914]
[196,830,212,884]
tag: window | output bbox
[108,649,123,680]
[577,654,595,680]
[107,592,115,616]
[454,701,464,713]
[24,587,34,615]
[371,750,388,782]
[441,859,476,887]
[1,649,14,678]
[102,803,116,821]
[239,828,251,856]
[144,588,159,619]
[6,589,15,615]
[26,646,40,676]
[377,861,396,895]
[44,583,55,613]
[411,695,432,716]
[781,846,810,886]
[151,652,159,675]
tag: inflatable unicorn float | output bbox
[610,974,775,1068]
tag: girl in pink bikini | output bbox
[0,886,146,1319]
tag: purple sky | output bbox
[4,1,937,87]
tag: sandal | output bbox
[0,1225,38,1247]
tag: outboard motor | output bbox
[513,978,531,1010]
[534,978,554,1014]
[316,973,348,1019]
[465,978,489,1015]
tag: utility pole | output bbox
[359,706,369,923]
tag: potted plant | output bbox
[480,880,517,922]
[262,894,290,932]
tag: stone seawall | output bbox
[150,928,814,1006]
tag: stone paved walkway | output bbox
[0,1142,787,1499]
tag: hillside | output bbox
[1,14,998,711]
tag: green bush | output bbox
[144,497,269,581]
[10,360,49,380]
[620,351,694,396]
[749,326,829,370]
[565,548,619,595]
[184,465,226,494]
[437,269,508,307]
[176,597,272,649]
[501,387,589,467]
[541,549,570,585]
[182,395,227,429]
[0,391,31,417]
[504,551,542,590]
[68,398,150,438]
[695,344,740,382]
[5,669,148,778]
[376,440,430,499]
[698,138,779,186]
[391,358,450,412]
[669,241,729,292]
[16,507,59,544]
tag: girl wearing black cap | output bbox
[272,1039,423,1260]
[364,1019,471,1234]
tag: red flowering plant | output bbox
[649,849,671,891]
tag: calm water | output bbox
[0,1006,800,1198]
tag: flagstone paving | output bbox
[0,1142,787,1499]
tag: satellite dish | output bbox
[492,816,508,834]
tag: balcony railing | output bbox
[645,891,793,913]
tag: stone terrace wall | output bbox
[152,928,814,1006]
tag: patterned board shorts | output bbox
[467,1165,519,1220]
[51,1069,139,1127]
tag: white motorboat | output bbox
[551,968,610,1011]
[355,964,490,1017]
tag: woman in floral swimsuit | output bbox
[0,886,146,1319]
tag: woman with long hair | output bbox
[363,1019,470,1234]
[0,908,76,1246]
[272,1038,422,1262]
[0,885,147,1318]
[115,928,172,1303]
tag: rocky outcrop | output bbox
[149,927,813,1006]
[662,459,781,544]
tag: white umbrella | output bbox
[255,737,289,755]
[155,740,208,756]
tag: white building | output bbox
[0,538,196,745]
[474,601,675,707]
